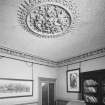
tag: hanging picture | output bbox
[0,78,33,98]
[66,68,80,92]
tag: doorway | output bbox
[39,78,56,105]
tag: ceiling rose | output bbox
[17,0,79,38]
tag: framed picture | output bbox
[66,68,80,92]
[0,78,33,98]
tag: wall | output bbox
[81,56,105,72]
[56,56,105,101]
[0,56,57,105]
[56,63,80,101]
[0,51,105,104]
[33,64,57,103]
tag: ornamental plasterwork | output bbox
[0,46,105,67]
[0,46,58,67]
[57,48,105,66]
[17,0,79,38]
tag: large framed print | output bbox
[66,68,80,92]
[0,78,33,98]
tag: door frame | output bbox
[39,77,56,105]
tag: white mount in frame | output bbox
[66,68,80,92]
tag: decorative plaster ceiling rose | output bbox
[18,0,79,38]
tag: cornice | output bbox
[57,47,105,67]
[0,46,58,67]
[0,46,105,67]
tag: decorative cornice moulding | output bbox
[0,46,105,67]
[57,47,105,67]
[0,46,58,67]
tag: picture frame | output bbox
[66,68,80,92]
[0,78,33,98]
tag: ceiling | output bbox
[0,0,105,62]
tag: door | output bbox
[49,83,54,105]
[39,78,55,105]
[42,82,49,105]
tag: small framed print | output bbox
[66,68,80,92]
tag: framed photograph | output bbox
[66,68,80,92]
[0,78,33,98]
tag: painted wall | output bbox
[81,56,105,72]
[56,56,105,101]
[0,57,57,105]
[33,64,57,102]
[56,63,80,101]
[0,53,105,104]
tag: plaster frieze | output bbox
[0,46,105,67]
[0,46,58,67]
[57,47,105,67]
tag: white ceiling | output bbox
[0,0,105,62]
